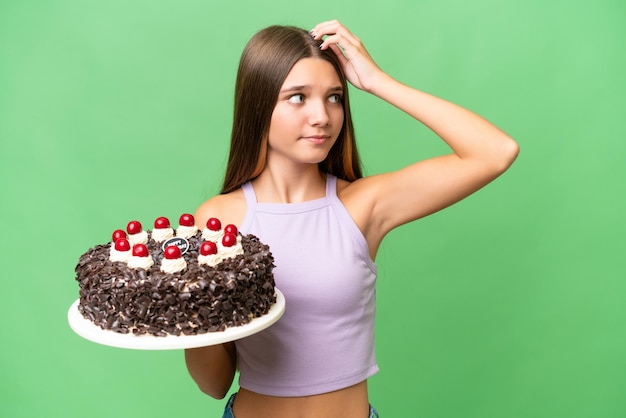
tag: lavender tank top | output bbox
[236,175,379,396]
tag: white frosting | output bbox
[109,244,131,263]
[217,238,244,261]
[202,228,222,241]
[128,230,148,246]
[127,255,154,270]
[151,227,174,243]
[198,253,222,267]
[218,233,242,247]
[160,257,187,273]
[176,225,198,239]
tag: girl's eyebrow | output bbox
[280,85,307,93]
[280,85,343,93]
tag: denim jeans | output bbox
[222,393,379,417]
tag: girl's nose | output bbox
[308,100,330,127]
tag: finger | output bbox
[328,43,349,64]
[310,20,359,44]
[314,26,357,45]
[319,33,362,61]
[309,19,341,37]
[318,33,349,51]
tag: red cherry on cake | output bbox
[114,238,131,252]
[206,217,222,231]
[127,221,142,235]
[132,244,149,257]
[200,241,218,256]
[222,233,237,247]
[224,224,238,235]
[164,245,182,260]
[112,229,126,242]
[179,213,195,227]
[154,216,170,229]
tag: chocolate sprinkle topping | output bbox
[75,232,276,337]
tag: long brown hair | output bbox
[220,25,363,194]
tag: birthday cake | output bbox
[74,214,276,337]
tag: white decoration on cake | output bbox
[127,255,155,270]
[176,225,198,239]
[198,252,222,267]
[161,257,187,273]
[109,244,131,263]
[128,230,148,246]
[152,227,174,243]
[202,228,222,241]
[217,239,244,261]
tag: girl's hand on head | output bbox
[310,20,384,92]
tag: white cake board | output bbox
[68,289,285,350]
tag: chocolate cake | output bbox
[75,214,276,337]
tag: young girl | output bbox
[185,20,519,418]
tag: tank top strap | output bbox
[241,181,258,206]
[325,174,338,198]
[325,174,377,273]
[240,182,257,234]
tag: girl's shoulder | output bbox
[194,188,247,229]
[336,175,381,227]
[336,174,384,203]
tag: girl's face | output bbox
[266,58,344,169]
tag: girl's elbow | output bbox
[188,368,235,399]
[196,381,231,400]
[493,136,520,173]
[505,137,520,167]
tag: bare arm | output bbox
[184,342,237,399]
[312,21,519,246]
[362,75,519,231]
[183,196,247,399]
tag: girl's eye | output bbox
[287,94,305,104]
[328,94,342,104]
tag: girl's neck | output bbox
[252,165,326,204]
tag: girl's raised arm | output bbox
[312,20,519,236]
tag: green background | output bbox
[1,0,624,417]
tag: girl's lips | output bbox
[301,135,329,144]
